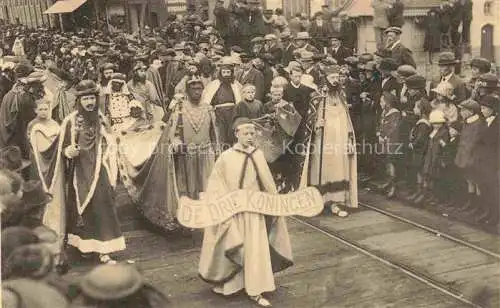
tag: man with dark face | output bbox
[48,80,125,265]
[98,62,115,89]
[166,77,219,201]
[309,66,358,217]
[200,56,243,147]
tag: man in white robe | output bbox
[199,118,293,307]
[308,65,358,216]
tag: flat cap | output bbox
[384,27,402,35]
[478,73,499,88]
[395,65,417,79]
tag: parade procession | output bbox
[0,0,500,307]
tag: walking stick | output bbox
[318,86,327,185]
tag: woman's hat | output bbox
[80,264,144,301]
[393,65,417,80]
[429,110,446,123]
[431,81,455,100]
[0,146,31,172]
[479,93,500,112]
[470,57,491,73]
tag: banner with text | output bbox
[177,187,324,228]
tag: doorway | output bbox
[481,24,494,61]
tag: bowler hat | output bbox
[0,146,31,172]
[80,264,144,301]
[405,75,426,89]
[438,52,459,66]
[470,57,491,73]
[458,99,481,114]
[478,73,499,89]
[479,94,500,112]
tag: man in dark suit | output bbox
[437,51,467,103]
[384,27,416,68]
[309,12,331,51]
[263,34,283,64]
[328,32,353,66]
[235,53,265,101]
[281,32,295,66]
[474,94,499,226]
[378,58,401,97]
[293,32,319,54]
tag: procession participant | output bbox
[146,55,166,107]
[98,62,115,90]
[235,53,265,101]
[199,117,293,307]
[200,56,242,147]
[340,65,362,136]
[0,70,45,164]
[467,57,491,99]
[309,65,357,215]
[384,26,416,68]
[102,73,136,132]
[127,61,164,122]
[51,80,125,264]
[166,76,219,200]
[0,57,16,102]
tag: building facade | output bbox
[471,0,500,62]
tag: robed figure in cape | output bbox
[200,57,242,147]
[199,118,293,307]
[117,77,219,232]
[27,100,66,254]
[308,66,358,215]
[47,80,125,263]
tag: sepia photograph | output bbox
[0,0,498,307]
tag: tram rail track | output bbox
[358,201,500,260]
[292,201,500,308]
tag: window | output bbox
[484,0,493,16]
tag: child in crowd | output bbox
[415,110,449,206]
[436,121,463,212]
[406,99,433,202]
[233,84,265,121]
[454,99,486,214]
[430,82,459,123]
[377,92,402,198]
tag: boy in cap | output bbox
[468,57,491,98]
[199,117,293,307]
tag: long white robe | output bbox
[308,92,358,208]
[199,144,293,296]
